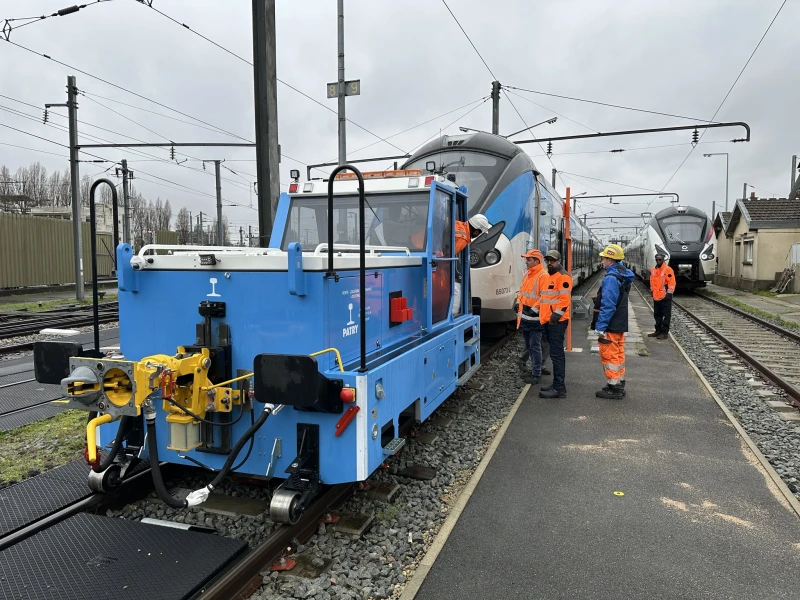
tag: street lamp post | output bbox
[703,153,729,213]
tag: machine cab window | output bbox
[281,191,430,252]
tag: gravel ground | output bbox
[104,335,528,600]
[636,283,800,501]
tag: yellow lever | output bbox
[86,413,114,463]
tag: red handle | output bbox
[335,405,360,438]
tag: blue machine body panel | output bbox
[108,179,480,485]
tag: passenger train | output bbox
[401,132,601,323]
[624,205,715,289]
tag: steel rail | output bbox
[671,295,800,404]
[693,292,800,345]
[196,483,354,600]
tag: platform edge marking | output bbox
[398,383,531,600]
[633,285,800,520]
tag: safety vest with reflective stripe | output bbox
[539,266,573,323]
[516,264,546,328]
[455,221,470,254]
[650,263,676,301]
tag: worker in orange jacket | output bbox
[594,244,635,400]
[648,251,676,340]
[538,250,572,398]
[514,249,550,385]
[451,214,491,316]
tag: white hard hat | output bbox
[468,214,491,234]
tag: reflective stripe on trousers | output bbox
[599,331,626,385]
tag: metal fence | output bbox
[0,213,173,289]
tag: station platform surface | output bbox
[412,293,800,599]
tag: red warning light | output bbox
[340,388,356,403]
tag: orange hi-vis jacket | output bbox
[455,221,470,254]
[650,263,676,301]
[539,266,573,324]
[516,263,546,328]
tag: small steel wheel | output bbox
[270,489,303,525]
[87,464,122,493]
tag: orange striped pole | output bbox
[565,187,572,351]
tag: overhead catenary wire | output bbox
[655,0,788,201]
[3,39,251,142]
[505,85,719,124]
[136,2,407,156]
[504,89,599,134]
[1,1,116,38]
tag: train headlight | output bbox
[484,250,501,266]
[469,250,481,266]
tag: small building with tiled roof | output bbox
[714,193,800,290]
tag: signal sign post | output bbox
[329,0,360,166]
[565,187,573,352]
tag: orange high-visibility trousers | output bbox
[599,331,625,385]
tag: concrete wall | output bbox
[713,223,800,291]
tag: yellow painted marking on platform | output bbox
[613,491,624,496]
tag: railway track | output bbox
[0,302,118,339]
[665,291,800,403]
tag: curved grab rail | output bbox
[327,166,368,372]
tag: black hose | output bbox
[208,405,272,489]
[92,415,135,473]
[145,418,188,509]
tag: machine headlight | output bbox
[701,254,708,260]
[469,250,481,266]
[484,250,500,265]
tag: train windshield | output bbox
[659,215,706,243]
[281,191,430,251]
[405,151,507,212]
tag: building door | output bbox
[734,241,741,279]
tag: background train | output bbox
[401,132,600,324]
[624,205,715,289]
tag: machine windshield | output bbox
[659,215,706,244]
[405,151,507,212]
[281,191,430,252]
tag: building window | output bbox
[743,239,754,265]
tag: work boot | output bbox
[596,384,624,399]
[620,380,627,396]
[541,367,552,375]
[657,333,669,340]
[539,387,566,399]
[596,383,626,397]
[523,375,540,385]
[647,332,659,337]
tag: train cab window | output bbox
[405,151,506,212]
[660,216,705,243]
[281,191,430,252]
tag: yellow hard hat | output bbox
[599,243,625,260]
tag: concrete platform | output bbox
[411,293,800,599]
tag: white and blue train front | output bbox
[402,132,599,324]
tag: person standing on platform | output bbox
[514,249,550,385]
[594,244,635,400]
[538,250,572,399]
[648,252,675,340]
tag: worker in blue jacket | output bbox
[593,244,636,399]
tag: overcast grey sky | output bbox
[1,0,797,241]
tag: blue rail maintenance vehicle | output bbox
[33,166,481,524]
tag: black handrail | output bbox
[89,178,119,351]
[327,166,367,372]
